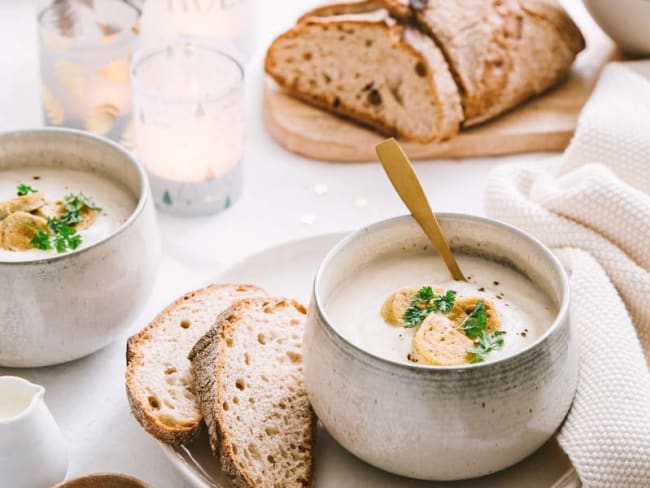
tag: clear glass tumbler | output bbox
[131,40,244,216]
[38,0,140,146]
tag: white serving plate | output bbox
[160,233,580,488]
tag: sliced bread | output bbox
[126,284,267,446]
[268,0,584,135]
[265,9,463,143]
[189,297,315,488]
[408,0,585,124]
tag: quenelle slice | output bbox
[189,297,315,488]
[126,284,267,446]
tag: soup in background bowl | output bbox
[0,128,159,367]
[303,214,576,480]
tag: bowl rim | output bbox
[52,472,150,488]
[0,128,149,266]
[313,213,571,372]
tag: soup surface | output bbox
[325,251,557,366]
[0,167,136,261]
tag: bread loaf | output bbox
[408,0,585,125]
[265,0,585,139]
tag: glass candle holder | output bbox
[38,0,139,147]
[131,40,244,216]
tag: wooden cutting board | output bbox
[263,3,618,162]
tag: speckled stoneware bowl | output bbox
[303,214,576,481]
[0,129,159,367]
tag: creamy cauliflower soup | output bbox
[325,251,556,366]
[0,167,136,261]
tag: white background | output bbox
[0,0,564,486]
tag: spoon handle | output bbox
[375,138,466,282]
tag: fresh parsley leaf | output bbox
[401,286,457,327]
[415,286,435,302]
[48,217,81,253]
[402,305,432,328]
[460,300,487,339]
[17,184,37,196]
[31,230,52,250]
[61,192,102,225]
[30,217,83,253]
[468,330,505,363]
[28,192,99,253]
[68,233,82,250]
[433,289,456,313]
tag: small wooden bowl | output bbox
[53,473,150,488]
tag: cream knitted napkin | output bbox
[486,62,650,487]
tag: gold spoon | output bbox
[375,138,466,282]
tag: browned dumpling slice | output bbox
[381,286,444,326]
[0,193,46,219]
[0,212,48,251]
[34,200,98,230]
[448,297,501,332]
[73,205,99,230]
[411,313,473,366]
[33,200,63,220]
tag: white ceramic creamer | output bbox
[0,376,68,488]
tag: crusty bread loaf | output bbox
[265,9,463,143]
[265,0,584,139]
[409,0,585,125]
[189,297,315,488]
[126,284,266,446]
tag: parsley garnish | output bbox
[31,230,52,250]
[468,330,505,363]
[459,300,505,362]
[29,193,100,254]
[48,218,82,252]
[61,192,101,225]
[402,286,456,327]
[433,289,456,313]
[17,184,37,196]
[460,300,488,339]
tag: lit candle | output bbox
[132,41,244,215]
[38,0,139,145]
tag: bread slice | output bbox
[408,0,585,125]
[265,9,463,143]
[126,284,267,446]
[189,297,315,488]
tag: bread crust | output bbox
[125,284,265,447]
[268,0,584,136]
[191,297,315,488]
[408,0,585,125]
[265,13,462,143]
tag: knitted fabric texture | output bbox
[486,62,650,488]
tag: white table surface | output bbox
[0,0,570,486]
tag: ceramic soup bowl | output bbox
[303,214,576,480]
[0,129,159,367]
[583,0,650,56]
